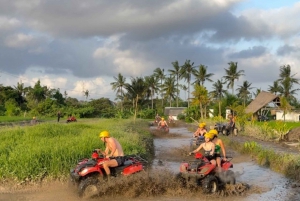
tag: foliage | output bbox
[0,119,152,181]
[137,108,156,119]
[5,99,21,116]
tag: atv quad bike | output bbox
[178,152,235,194]
[70,150,147,198]
[214,122,238,136]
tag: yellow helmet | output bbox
[204,132,214,140]
[199,123,206,128]
[33,116,36,119]
[161,117,164,120]
[99,130,110,138]
[209,129,218,136]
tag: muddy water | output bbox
[1,124,300,201]
[151,126,300,201]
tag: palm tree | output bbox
[210,79,227,117]
[125,77,148,122]
[180,60,196,108]
[144,75,160,109]
[111,73,127,111]
[30,80,47,103]
[84,89,89,100]
[193,64,214,86]
[268,81,282,95]
[14,81,26,107]
[191,84,209,119]
[277,64,299,102]
[162,76,177,107]
[252,88,261,98]
[169,61,181,107]
[236,80,253,106]
[223,61,245,94]
[153,68,165,107]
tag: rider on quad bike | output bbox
[69,131,147,198]
[190,122,207,151]
[189,131,216,166]
[97,130,125,181]
[157,117,169,133]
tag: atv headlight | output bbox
[80,168,89,175]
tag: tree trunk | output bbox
[134,95,139,124]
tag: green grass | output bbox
[255,121,300,130]
[0,118,153,182]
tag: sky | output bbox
[0,0,300,101]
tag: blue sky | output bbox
[0,0,299,101]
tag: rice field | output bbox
[0,118,153,182]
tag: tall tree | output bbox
[191,84,209,119]
[223,62,245,94]
[180,60,196,108]
[169,61,181,107]
[125,77,148,122]
[144,75,159,109]
[210,79,227,117]
[110,73,127,111]
[153,68,165,107]
[277,64,299,102]
[162,76,177,107]
[193,64,214,86]
[84,90,89,101]
[268,81,282,95]
[236,80,253,107]
[13,81,26,107]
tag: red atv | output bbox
[178,152,235,194]
[70,150,147,198]
[66,116,77,123]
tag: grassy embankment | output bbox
[0,118,153,182]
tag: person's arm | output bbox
[219,140,226,159]
[165,121,168,127]
[190,143,203,154]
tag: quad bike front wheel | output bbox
[78,177,99,198]
[202,175,218,194]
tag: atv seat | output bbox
[110,159,134,175]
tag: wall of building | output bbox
[276,111,300,122]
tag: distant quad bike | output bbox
[178,152,235,194]
[214,122,238,136]
[70,150,147,198]
[66,116,77,123]
[157,125,169,133]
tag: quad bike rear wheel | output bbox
[202,175,218,194]
[78,176,99,198]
